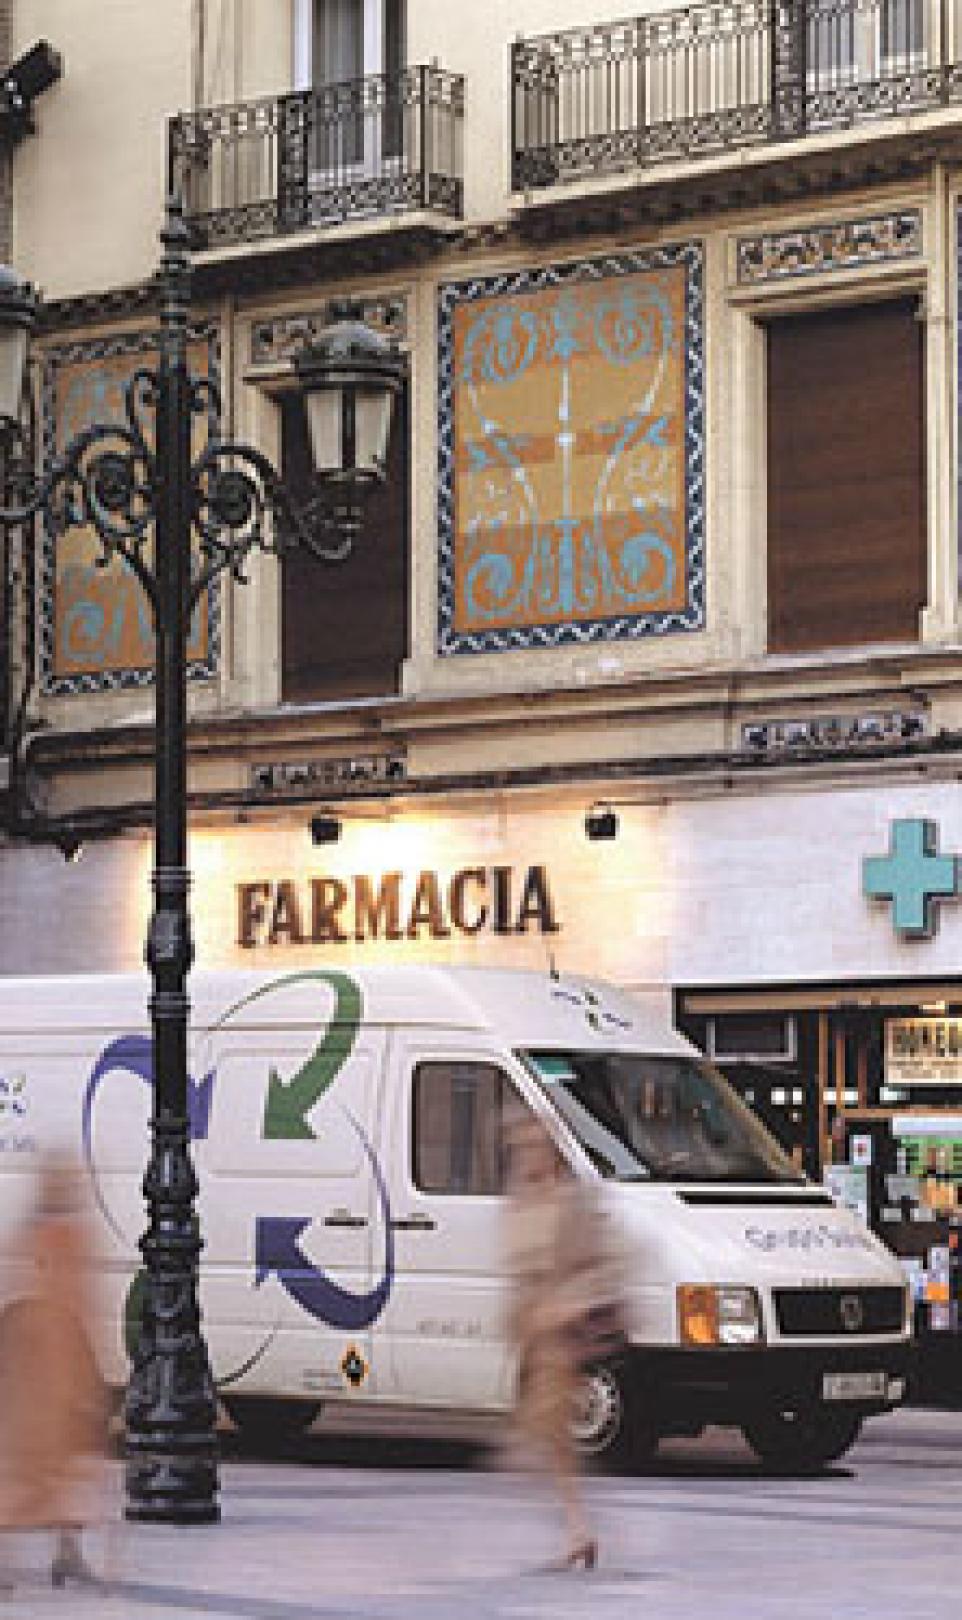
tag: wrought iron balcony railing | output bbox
[170,66,464,249]
[512,0,962,191]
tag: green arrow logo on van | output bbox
[206,969,363,1141]
[263,971,362,1139]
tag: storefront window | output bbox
[683,992,962,1400]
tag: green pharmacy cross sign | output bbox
[862,818,960,939]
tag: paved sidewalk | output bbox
[3,1408,961,1619]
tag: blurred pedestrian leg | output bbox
[0,1152,107,1589]
[505,1120,610,1572]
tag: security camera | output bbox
[584,805,618,842]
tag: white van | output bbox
[0,965,910,1469]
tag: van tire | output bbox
[570,1360,657,1470]
[742,1408,862,1472]
[222,1395,321,1444]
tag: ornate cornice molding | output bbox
[513,127,962,244]
[37,279,159,335]
[32,127,953,336]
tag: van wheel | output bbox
[222,1396,321,1444]
[570,1362,657,1471]
[743,1408,862,1472]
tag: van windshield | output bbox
[521,1050,803,1184]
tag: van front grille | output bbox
[774,1287,904,1338]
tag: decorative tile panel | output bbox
[40,326,220,694]
[250,296,408,366]
[437,244,705,655]
[736,210,923,285]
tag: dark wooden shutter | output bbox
[767,298,926,653]
[281,390,409,703]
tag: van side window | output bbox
[412,1062,512,1195]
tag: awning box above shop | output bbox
[679,981,962,1016]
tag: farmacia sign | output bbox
[237,864,559,948]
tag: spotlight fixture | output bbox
[0,40,62,145]
[584,804,618,842]
[309,814,342,846]
[56,831,84,864]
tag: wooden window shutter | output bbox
[280,388,409,703]
[766,298,926,653]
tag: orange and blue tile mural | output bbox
[40,326,220,694]
[437,244,704,653]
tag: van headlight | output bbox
[678,1285,764,1347]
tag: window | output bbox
[803,0,927,98]
[313,0,364,88]
[412,1063,514,1196]
[298,1,407,168]
[879,0,926,64]
[766,298,926,653]
[707,1013,798,1064]
[806,0,857,87]
[280,383,409,702]
[312,0,366,169]
[297,0,405,85]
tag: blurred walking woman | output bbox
[505,1120,617,1573]
[0,1153,105,1589]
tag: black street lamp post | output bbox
[0,197,405,1525]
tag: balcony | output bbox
[169,66,464,252]
[511,0,962,193]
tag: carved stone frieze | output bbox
[250,295,408,365]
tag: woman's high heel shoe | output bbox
[51,1535,97,1590]
[539,1538,598,1573]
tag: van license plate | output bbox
[822,1371,887,1402]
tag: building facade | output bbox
[7,0,962,1357]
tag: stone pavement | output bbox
[3,1407,961,1619]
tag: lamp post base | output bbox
[123,1100,220,1526]
[124,1454,220,1526]
[125,1333,220,1524]
[124,1353,220,1524]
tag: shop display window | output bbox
[684,995,962,1399]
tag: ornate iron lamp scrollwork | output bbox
[0,195,406,1527]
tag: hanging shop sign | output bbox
[886,1018,962,1084]
[237,864,560,949]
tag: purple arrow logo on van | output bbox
[81,1034,214,1242]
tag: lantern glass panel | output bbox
[354,388,394,477]
[304,386,344,477]
[0,325,27,423]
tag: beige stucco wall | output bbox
[407,0,647,224]
[11,0,294,297]
[13,0,193,295]
[13,0,802,295]
[13,2,962,817]
[7,772,962,989]
[32,170,959,753]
